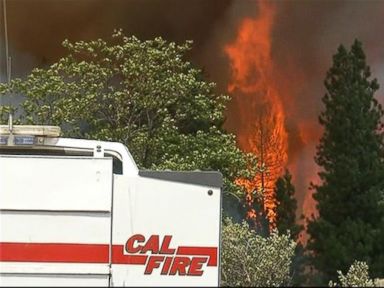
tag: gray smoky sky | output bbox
[1,0,384,217]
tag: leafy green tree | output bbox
[221,217,296,287]
[307,40,384,283]
[0,30,254,206]
[274,169,302,240]
[329,261,375,287]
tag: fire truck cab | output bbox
[0,125,222,287]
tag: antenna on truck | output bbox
[3,0,11,83]
[2,0,13,128]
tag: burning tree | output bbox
[225,1,288,232]
[235,96,288,233]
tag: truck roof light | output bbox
[14,135,35,145]
[0,125,61,137]
[0,135,8,145]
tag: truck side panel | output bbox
[0,156,113,287]
[0,156,112,211]
[110,174,221,287]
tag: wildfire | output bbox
[225,1,288,231]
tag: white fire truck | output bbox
[0,124,222,287]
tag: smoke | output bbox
[0,0,236,77]
[1,0,384,221]
[0,0,235,106]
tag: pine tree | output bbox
[307,40,384,283]
[274,169,302,241]
[274,169,305,286]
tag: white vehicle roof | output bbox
[0,124,138,176]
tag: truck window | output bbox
[0,148,123,175]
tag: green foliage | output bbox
[0,104,16,123]
[221,217,296,287]
[274,169,303,241]
[0,30,252,202]
[307,40,384,283]
[329,261,375,287]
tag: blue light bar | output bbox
[14,135,35,145]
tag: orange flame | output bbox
[225,1,288,231]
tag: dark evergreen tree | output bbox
[307,40,384,283]
[274,169,303,240]
[274,169,305,286]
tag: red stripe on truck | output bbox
[111,244,148,264]
[0,243,146,264]
[0,242,217,266]
[177,246,217,266]
[0,242,109,263]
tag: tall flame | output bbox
[225,1,288,231]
